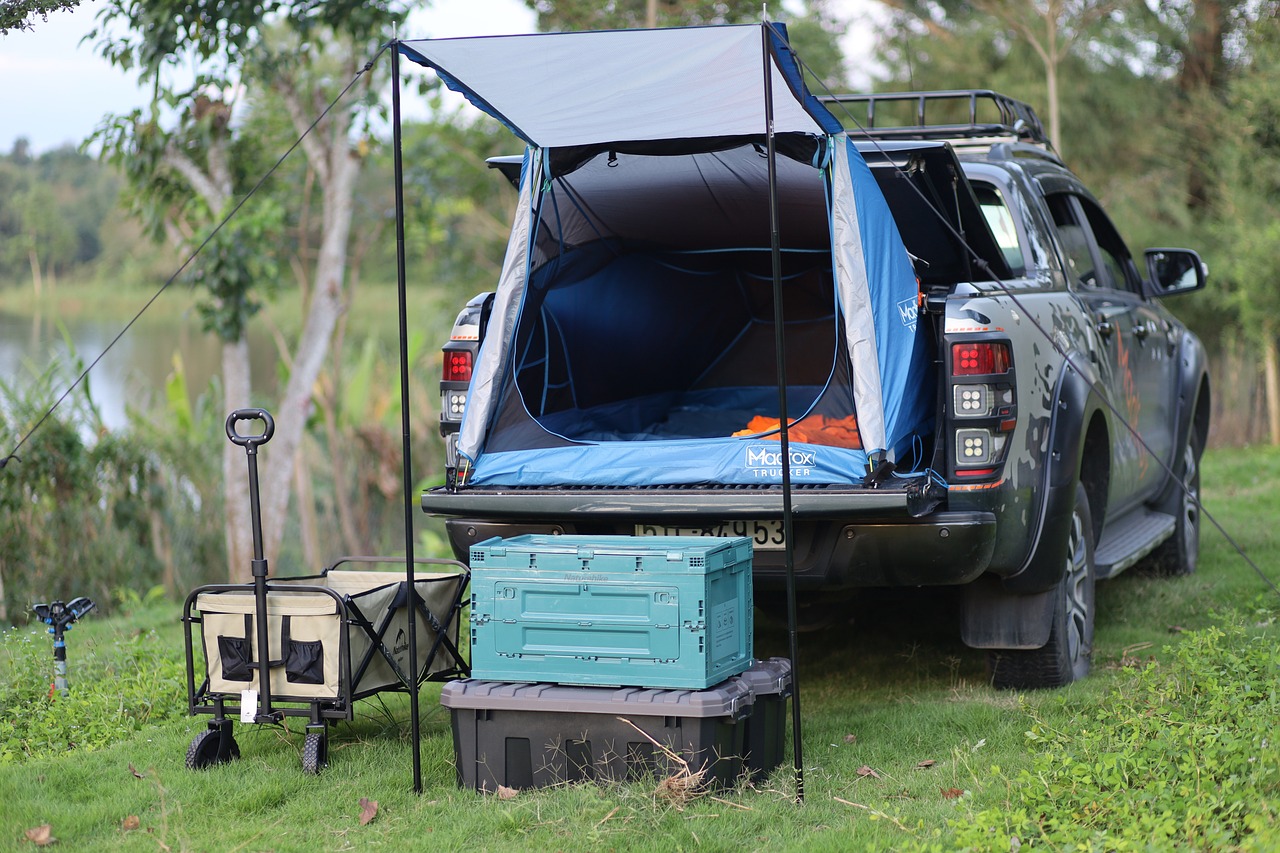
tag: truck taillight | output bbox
[444,350,473,383]
[952,342,1010,376]
[441,346,476,435]
[948,337,1016,482]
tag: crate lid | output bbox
[440,677,754,720]
[471,534,751,566]
[732,657,792,697]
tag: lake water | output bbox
[0,309,279,433]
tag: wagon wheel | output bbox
[301,731,328,775]
[185,728,240,770]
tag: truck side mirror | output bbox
[1145,248,1207,297]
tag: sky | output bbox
[0,0,882,155]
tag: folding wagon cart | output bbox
[182,410,470,774]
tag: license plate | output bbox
[634,520,786,550]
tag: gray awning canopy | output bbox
[397,25,841,148]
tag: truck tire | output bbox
[1142,435,1201,577]
[988,482,1095,689]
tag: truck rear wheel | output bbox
[988,482,1095,690]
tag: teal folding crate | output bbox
[469,534,753,689]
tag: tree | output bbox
[524,0,770,30]
[0,0,80,34]
[1211,13,1280,444]
[875,0,1124,155]
[522,1,849,93]
[10,184,75,296]
[91,1,408,582]
[970,0,1122,156]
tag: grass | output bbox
[2,444,1279,851]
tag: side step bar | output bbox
[1094,507,1176,579]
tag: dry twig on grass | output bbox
[616,716,708,805]
[833,796,914,834]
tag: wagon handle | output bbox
[225,409,275,451]
[224,407,282,725]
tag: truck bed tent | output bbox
[397,24,933,487]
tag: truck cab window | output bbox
[1045,194,1097,288]
[1078,196,1140,294]
[973,183,1024,275]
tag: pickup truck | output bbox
[422,89,1209,690]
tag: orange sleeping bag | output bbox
[732,413,862,449]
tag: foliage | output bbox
[524,0,775,31]
[868,1,1183,236]
[302,331,445,559]
[0,357,161,617]
[861,0,1277,379]
[0,617,186,764]
[0,145,128,288]
[947,614,1280,850]
[392,108,522,297]
[0,346,227,618]
[188,200,286,341]
[0,0,80,34]
[1209,14,1280,340]
[127,352,229,593]
[783,2,851,93]
[522,0,849,92]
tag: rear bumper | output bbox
[425,487,996,589]
[421,485,915,518]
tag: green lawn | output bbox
[2,445,1278,851]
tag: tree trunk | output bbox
[222,336,256,582]
[1039,13,1059,156]
[28,246,42,299]
[321,387,364,555]
[150,506,175,597]
[1179,0,1227,213]
[294,442,322,569]
[1265,324,1280,447]
[258,145,361,566]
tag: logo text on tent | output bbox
[745,445,816,478]
[897,297,918,332]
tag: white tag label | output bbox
[240,689,258,723]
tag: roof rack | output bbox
[818,90,1051,148]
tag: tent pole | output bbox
[762,22,804,806]
[390,40,424,795]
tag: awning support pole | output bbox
[763,22,804,805]
[390,40,424,795]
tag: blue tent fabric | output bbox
[833,136,933,454]
[399,25,933,488]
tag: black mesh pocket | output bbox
[217,636,253,682]
[285,639,325,684]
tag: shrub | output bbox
[0,616,186,764]
[949,613,1280,850]
[0,353,221,620]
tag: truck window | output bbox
[1045,194,1097,288]
[972,183,1024,275]
[1045,192,1140,293]
[1077,196,1140,294]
